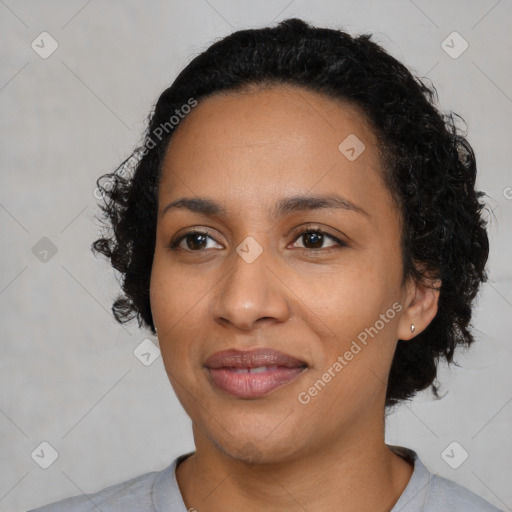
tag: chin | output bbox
[219,438,302,465]
[201,411,311,465]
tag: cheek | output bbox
[298,256,398,337]
[297,257,402,392]
[149,255,209,366]
[150,245,218,318]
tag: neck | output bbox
[176,418,413,512]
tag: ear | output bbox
[397,273,441,341]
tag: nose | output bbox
[212,248,291,332]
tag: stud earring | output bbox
[410,324,415,333]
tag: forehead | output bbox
[159,85,392,217]
[165,84,379,162]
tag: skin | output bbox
[149,84,440,512]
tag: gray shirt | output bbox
[28,448,503,511]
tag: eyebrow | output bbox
[160,193,369,219]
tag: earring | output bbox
[410,324,415,333]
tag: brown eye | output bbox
[183,233,208,250]
[171,231,223,251]
[301,232,324,249]
[291,228,345,250]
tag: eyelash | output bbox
[170,225,347,252]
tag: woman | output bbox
[30,18,501,512]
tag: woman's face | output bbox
[150,85,417,463]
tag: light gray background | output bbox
[1,1,511,511]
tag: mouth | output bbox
[204,348,308,399]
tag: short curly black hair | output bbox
[92,18,489,407]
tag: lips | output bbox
[204,348,307,398]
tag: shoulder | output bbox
[27,463,173,512]
[425,471,503,512]
[390,446,503,512]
